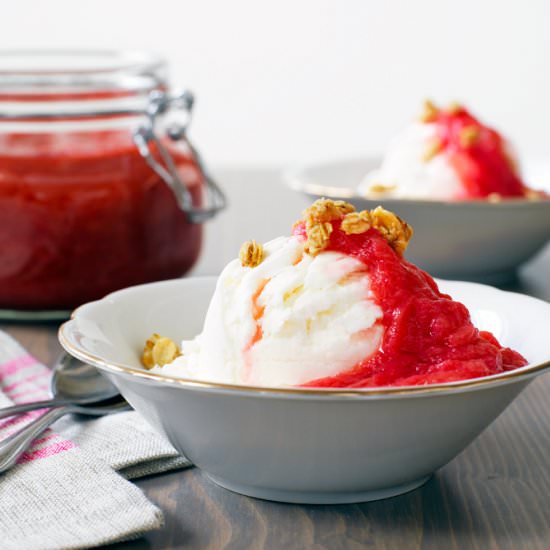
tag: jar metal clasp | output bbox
[133,90,226,224]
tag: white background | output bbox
[3,0,550,168]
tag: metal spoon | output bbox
[0,353,120,419]
[0,397,130,473]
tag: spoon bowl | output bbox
[50,353,120,403]
[0,353,120,419]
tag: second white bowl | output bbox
[285,157,550,281]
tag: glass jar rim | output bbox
[0,49,167,94]
[0,50,170,119]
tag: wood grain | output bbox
[1,171,549,549]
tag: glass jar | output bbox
[0,51,224,316]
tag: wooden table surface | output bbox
[2,169,550,550]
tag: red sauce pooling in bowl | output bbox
[293,221,527,387]
[0,129,203,309]
[432,106,527,198]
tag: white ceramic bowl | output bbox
[59,277,550,504]
[285,157,550,282]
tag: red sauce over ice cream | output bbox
[294,203,527,388]
[427,104,529,198]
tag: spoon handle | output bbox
[0,400,68,420]
[0,406,70,473]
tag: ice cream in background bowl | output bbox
[358,100,545,201]
[142,199,527,388]
[284,102,550,281]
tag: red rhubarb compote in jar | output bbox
[0,129,202,309]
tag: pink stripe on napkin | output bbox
[19,439,76,463]
[2,370,51,394]
[0,354,37,378]
[8,385,51,402]
[0,352,76,464]
[0,409,45,433]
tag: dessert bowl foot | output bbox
[205,474,433,504]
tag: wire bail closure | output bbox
[133,90,226,224]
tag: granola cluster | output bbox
[420,100,483,162]
[340,210,371,234]
[142,333,181,369]
[304,198,355,222]
[298,199,353,255]
[235,199,413,269]
[239,240,264,268]
[459,125,480,147]
[368,206,413,255]
[299,199,413,256]
[419,99,439,123]
[419,99,462,123]
[422,139,444,162]
[524,188,546,201]
[366,183,397,195]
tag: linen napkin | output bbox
[0,330,192,550]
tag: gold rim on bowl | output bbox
[58,321,550,398]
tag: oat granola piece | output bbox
[303,198,355,223]
[341,211,372,235]
[422,138,444,162]
[420,99,439,123]
[239,240,264,268]
[142,333,181,369]
[305,219,333,256]
[366,183,397,194]
[525,188,545,201]
[300,199,355,256]
[447,101,462,115]
[459,125,480,148]
[370,206,413,255]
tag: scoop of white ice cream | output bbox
[155,235,384,387]
[358,122,464,200]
